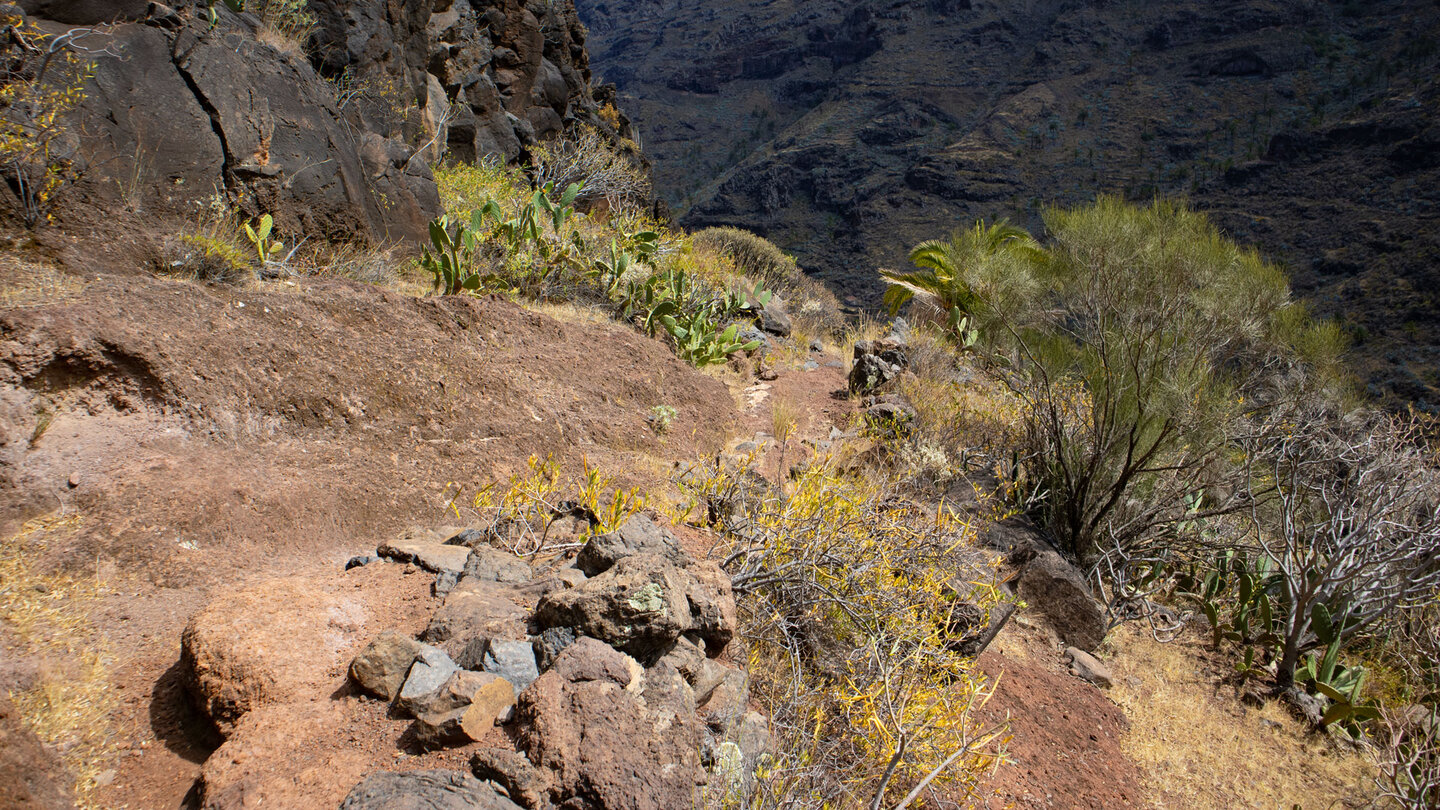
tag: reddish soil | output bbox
[1,273,1156,809]
[0,274,738,807]
[976,649,1148,809]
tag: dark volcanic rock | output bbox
[581,0,1440,406]
[339,770,521,810]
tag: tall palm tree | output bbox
[880,219,1046,333]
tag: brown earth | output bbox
[0,272,737,806]
[0,270,1359,809]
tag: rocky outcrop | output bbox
[183,515,766,808]
[582,0,1440,406]
[14,0,639,249]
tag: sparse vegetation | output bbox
[679,458,1010,808]
[0,15,97,226]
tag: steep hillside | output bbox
[579,0,1440,406]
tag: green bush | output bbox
[962,197,1343,563]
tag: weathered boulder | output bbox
[1014,547,1107,652]
[986,518,1108,652]
[412,671,516,748]
[349,631,424,701]
[462,547,533,584]
[339,770,522,810]
[533,553,695,663]
[181,577,372,736]
[378,533,472,575]
[684,560,738,655]
[513,639,707,810]
[575,514,686,576]
[423,585,530,657]
[469,749,547,810]
[848,335,909,395]
[758,298,793,337]
[0,695,73,810]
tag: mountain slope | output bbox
[580,0,1440,406]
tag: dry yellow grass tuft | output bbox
[0,513,120,809]
[0,254,83,308]
[1106,624,1375,809]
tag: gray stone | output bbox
[464,547,533,585]
[395,647,459,718]
[480,640,541,693]
[350,631,423,701]
[339,770,522,810]
[345,555,380,571]
[575,514,686,576]
[433,570,460,598]
[1065,647,1114,688]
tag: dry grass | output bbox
[0,513,120,809]
[0,254,83,307]
[1106,624,1376,809]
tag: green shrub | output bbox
[692,226,844,334]
[960,197,1342,564]
[166,233,253,285]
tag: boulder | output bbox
[684,560,738,655]
[0,695,73,810]
[987,519,1107,652]
[349,631,424,701]
[395,647,460,718]
[513,640,706,810]
[469,748,547,810]
[378,535,472,575]
[533,553,695,664]
[697,666,749,734]
[339,771,522,810]
[575,514,686,576]
[757,299,793,337]
[181,577,373,736]
[463,547,533,585]
[423,586,529,653]
[412,671,517,748]
[1014,547,1107,652]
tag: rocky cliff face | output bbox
[580,0,1440,406]
[10,0,632,247]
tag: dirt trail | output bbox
[1,276,1153,808]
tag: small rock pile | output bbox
[181,515,771,810]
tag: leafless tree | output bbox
[531,124,650,211]
[1242,408,1440,689]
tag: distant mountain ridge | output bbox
[579,0,1440,407]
